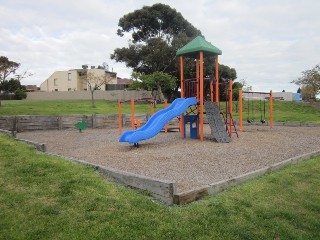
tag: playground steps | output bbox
[223,112,239,138]
[204,101,231,143]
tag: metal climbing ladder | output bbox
[221,112,239,138]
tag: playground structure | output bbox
[238,90,273,131]
[119,36,275,145]
[119,97,197,145]
[176,36,238,142]
[118,98,160,134]
[119,36,238,145]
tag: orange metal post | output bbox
[210,82,214,102]
[228,80,233,137]
[180,56,185,138]
[151,101,155,115]
[196,59,200,138]
[210,58,214,102]
[228,80,233,114]
[215,55,219,103]
[239,90,243,132]
[118,100,122,134]
[164,100,168,133]
[196,59,199,100]
[199,51,204,141]
[131,99,135,130]
[180,56,185,98]
[269,90,273,129]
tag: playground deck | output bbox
[17,125,320,193]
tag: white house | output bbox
[40,66,118,92]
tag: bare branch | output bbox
[80,71,115,107]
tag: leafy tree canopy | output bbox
[292,64,320,101]
[0,56,20,82]
[232,81,244,100]
[130,71,176,101]
[0,56,31,101]
[111,3,237,100]
[111,3,201,76]
[215,63,237,82]
[116,3,201,44]
[0,78,24,93]
[301,85,317,102]
[203,62,237,100]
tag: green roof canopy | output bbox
[176,36,222,58]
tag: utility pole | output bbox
[15,74,22,81]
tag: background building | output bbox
[243,92,302,101]
[40,66,118,92]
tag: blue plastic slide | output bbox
[119,97,197,144]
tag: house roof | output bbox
[176,36,222,58]
[117,78,133,84]
[25,85,38,92]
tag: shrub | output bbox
[14,88,27,100]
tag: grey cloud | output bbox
[0,0,319,93]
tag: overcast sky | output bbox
[1,0,319,92]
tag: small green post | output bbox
[75,121,87,133]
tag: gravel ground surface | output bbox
[17,125,320,193]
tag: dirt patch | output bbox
[17,125,320,193]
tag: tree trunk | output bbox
[156,84,165,102]
[91,90,96,108]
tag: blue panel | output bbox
[292,93,302,101]
[184,115,198,139]
[119,97,197,144]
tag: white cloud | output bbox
[0,0,319,93]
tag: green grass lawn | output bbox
[1,99,320,123]
[272,101,320,123]
[232,100,320,123]
[0,100,165,115]
[1,134,320,239]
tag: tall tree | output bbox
[292,64,320,101]
[0,56,20,83]
[111,4,201,80]
[111,3,237,99]
[0,56,30,103]
[115,3,201,44]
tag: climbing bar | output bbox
[131,99,135,130]
[239,90,243,131]
[242,91,270,94]
[118,100,122,134]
